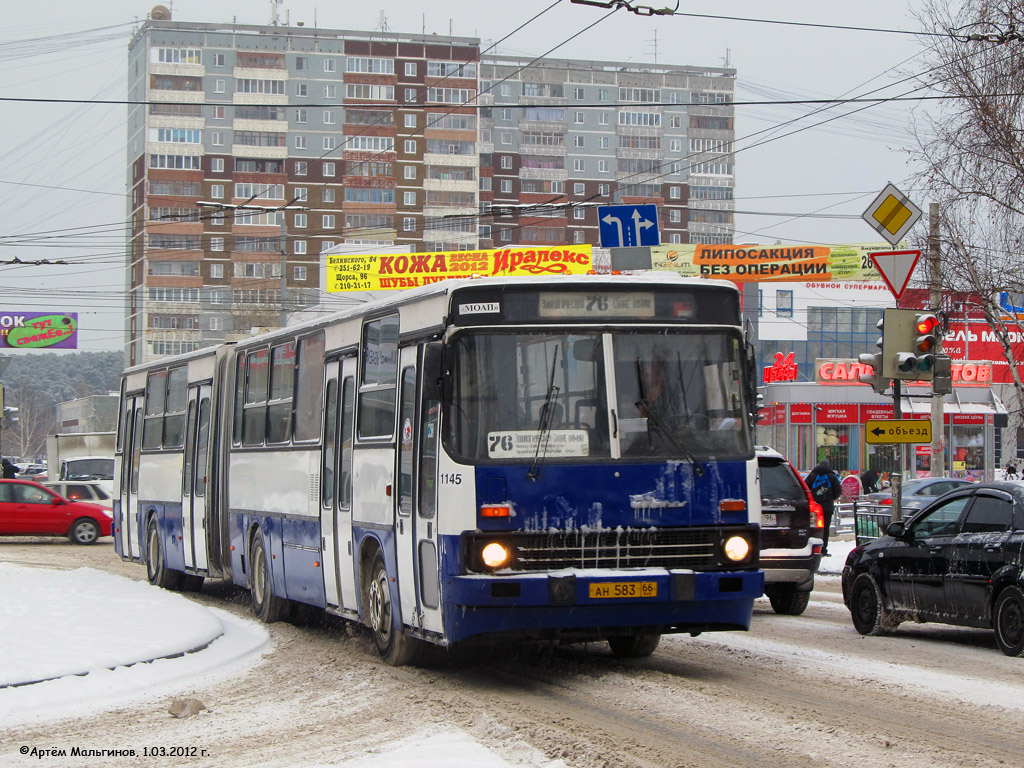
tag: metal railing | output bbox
[851,501,894,546]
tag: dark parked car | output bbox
[0,479,112,544]
[756,447,825,615]
[862,477,972,513]
[842,482,1024,656]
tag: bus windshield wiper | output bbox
[636,357,704,476]
[528,345,561,481]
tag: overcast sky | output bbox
[0,1,928,352]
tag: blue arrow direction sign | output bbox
[598,204,660,248]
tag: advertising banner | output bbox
[0,312,78,350]
[651,242,899,283]
[326,245,593,292]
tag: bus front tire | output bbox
[147,519,183,590]
[608,632,661,658]
[367,553,423,666]
[250,533,289,623]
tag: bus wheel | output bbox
[250,533,289,623]
[608,633,662,658]
[367,553,423,666]
[146,519,183,590]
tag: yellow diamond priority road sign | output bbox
[862,183,922,247]
[865,419,932,444]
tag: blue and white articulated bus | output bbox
[114,273,764,664]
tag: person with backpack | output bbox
[806,460,842,556]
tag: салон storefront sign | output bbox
[814,358,992,387]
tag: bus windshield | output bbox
[447,329,750,462]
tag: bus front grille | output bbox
[469,528,721,571]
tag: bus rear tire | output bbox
[250,532,289,623]
[367,553,423,666]
[608,632,661,658]
[147,518,184,590]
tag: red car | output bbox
[0,479,112,544]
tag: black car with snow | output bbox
[842,482,1024,656]
[756,447,825,615]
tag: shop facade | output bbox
[757,358,1006,480]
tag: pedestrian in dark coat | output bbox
[1,458,17,479]
[860,468,880,494]
[806,460,842,556]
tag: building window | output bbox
[324,110,336,124]
[573,230,585,244]
[573,183,585,195]
[574,87,584,100]
[213,79,225,93]
[598,183,609,196]
[211,184,224,199]
[574,135,585,148]
[404,191,416,205]
[295,109,307,123]
[777,290,794,318]
[500,108,512,121]
[574,208,585,220]
[404,139,416,154]
[404,113,416,128]
[575,111,584,124]
[405,62,417,76]
[479,224,491,239]
[323,137,336,151]
[211,158,224,172]
[209,316,222,331]
[296,83,307,97]
[573,159,585,172]
[323,188,335,203]
[599,136,609,149]
[324,84,336,99]
[294,240,307,255]
[403,166,416,180]
[211,212,224,226]
[670,139,682,152]
[669,209,681,223]
[500,179,512,194]
[324,58,336,72]
[295,56,307,71]
[669,186,680,199]
[212,105,225,120]
[211,131,224,146]
[213,52,225,67]
[599,88,608,101]
[295,213,307,228]
[501,132,512,145]
[405,87,417,102]
[479,177,491,191]
[294,265,307,281]
[323,214,335,229]
[295,135,307,150]
[669,233,682,243]
[403,217,416,232]
[295,161,307,176]
[598,160,608,173]
[500,228,512,242]
[551,181,563,194]
[294,187,307,201]
[598,112,608,125]
[500,155,512,169]
[210,239,224,253]
[323,161,336,176]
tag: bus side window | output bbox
[321,378,338,509]
[339,377,355,508]
[243,348,270,446]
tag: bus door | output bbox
[395,345,444,635]
[395,348,419,628]
[320,358,358,611]
[181,384,211,572]
[118,395,144,559]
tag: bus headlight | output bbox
[480,542,511,569]
[723,535,751,562]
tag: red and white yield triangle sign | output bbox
[870,249,920,300]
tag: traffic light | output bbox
[858,316,888,394]
[881,308,938,381]
[858,352,888,394]
[932,354,953,395]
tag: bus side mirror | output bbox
[422,342,445,402]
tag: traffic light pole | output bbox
[892,379,903,523]
[929,202,945,478]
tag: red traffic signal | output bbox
[914,313,939,355]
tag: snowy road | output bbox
[3,540,1024,768]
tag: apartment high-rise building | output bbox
[126,12,735,364]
